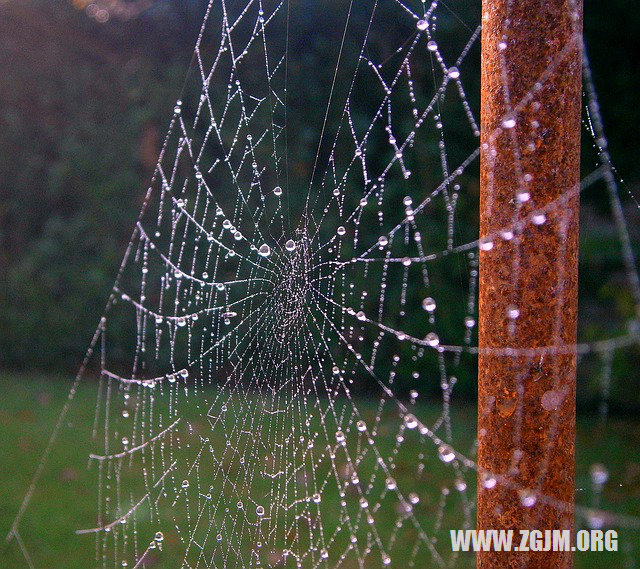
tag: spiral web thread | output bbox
[8,0,640,568]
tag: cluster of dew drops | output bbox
[112,6,626,568]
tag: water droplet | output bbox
[402,257,412,267]
[356,420,367,432]
[532,212,546,225]
[541,389,565,411]
[312,492,321,503]
[385,477,397,490]
[479,238,494,251]
[378,236,389,247]
[590,463,609,486]
[256,505,265,516]
[337,226,346,236]
[497,395,517,418]
[321,548,329,559]
[481,472,497,489]
[422,297,436,312]
[177,317,187,327]
[448,67,460,79]
[438,444,456,463]
[454,478,467,492]
[519,489,537,507]
[258,244,271,257]
[404,414,418,429]
[274,186,283,196]
[408,492,420,504]
[425,332,440,347]
[427,40,438,51]
[516,190,531,203]
[507,305,520,319]
[356,311,366,321]
[416,19,428,31]
[464,316,476,328]
[121,436,129,446]
[182,480,189,488]
[155,531,164,542]
[502,118,516,129]
[285,239,296,251]
[122,410,129,418]
[586,510,606,529]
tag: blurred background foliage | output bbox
[0,0,639,411]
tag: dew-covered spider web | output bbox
[8,0,640,568]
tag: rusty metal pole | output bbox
[478,1,582,567]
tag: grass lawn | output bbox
[0,372,638,568]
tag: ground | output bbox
[0,373,638,568]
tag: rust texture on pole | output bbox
[478,0,583,567]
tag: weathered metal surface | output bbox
[478,0,583,567]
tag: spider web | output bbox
[8,0,640,568]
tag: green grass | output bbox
[0,373,638,568]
